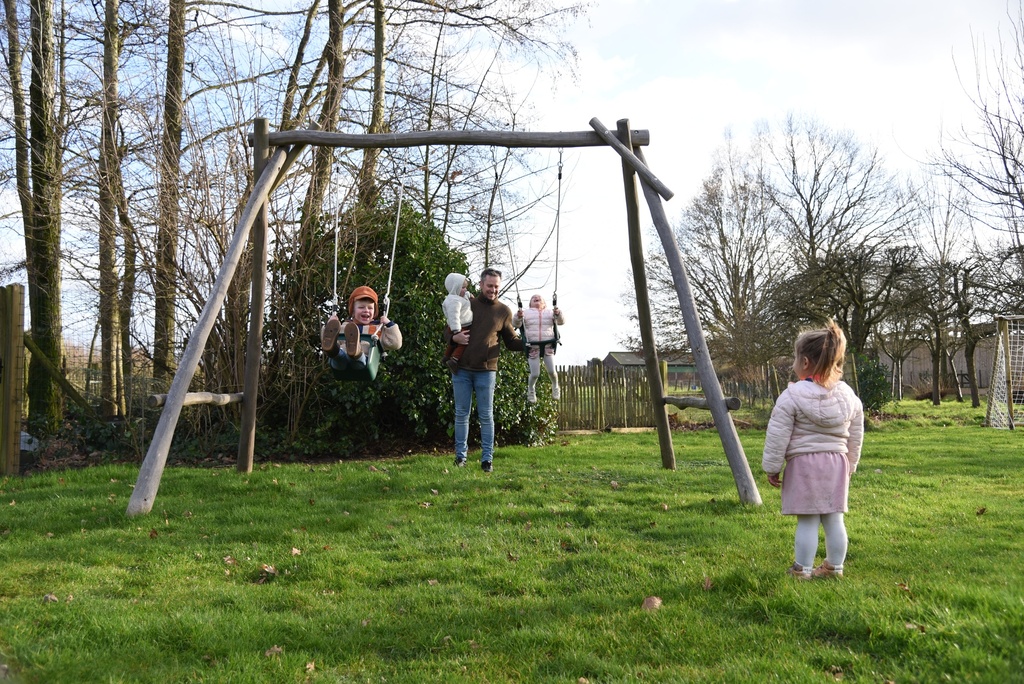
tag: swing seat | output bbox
[330,334,383,382]
[524,336,560,356]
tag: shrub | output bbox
[853,353,891,412]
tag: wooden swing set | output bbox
[126,117,762,517]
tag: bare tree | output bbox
[764,115,916,352]
[673,136,791,377]
[98,0,125,417]
[941,4,1024,251]
[13,0,65,433]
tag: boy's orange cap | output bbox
[348,286,378,316]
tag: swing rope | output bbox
[371,182,403,356]
[496,150,564,354]
[498,175,523,312]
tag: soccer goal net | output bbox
[987,315,1024,429]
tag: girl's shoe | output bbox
[786,563,812,580]
[811,561,843,578]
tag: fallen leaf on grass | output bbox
[610,481,620,489]
[702,577,713,591]
[641,596,662,611]
[427,579,439,586]
[507,552,519,562]
[431,489,439,496]
[291,547,301,556]
[419,501,432,508]
[661,503,669,511]
[224,555,238,565]
[578,678,590,684]
[828,665,844,680]
[306,661,315,672]
[905,622,926,632]
[43,593,58,603]
[149,529,158,539]
[976,507,987,516]
[264,645,283,657]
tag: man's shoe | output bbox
[321,316,342,355]
[481,460,493,472]
[343,321,362,358]
[454,457,466,467]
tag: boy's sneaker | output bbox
[481,460,493,472]
[786,563,812,580]
[552,386,560,400]
[454,457,466,467]
[321,316,342,355]
[446,356,460,374]
[527,389,537,404]
[811,561,843,579]
[343,321,362,358]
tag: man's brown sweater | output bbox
[453,296,524,371]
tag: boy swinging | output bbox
[321,286,402,380]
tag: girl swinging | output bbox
[513,294,565,402]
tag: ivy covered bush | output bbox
[257,201,556,459]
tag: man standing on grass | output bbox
[447,267,524,472]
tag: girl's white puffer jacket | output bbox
[761,380,864,475]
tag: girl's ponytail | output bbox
[795,319,847,388]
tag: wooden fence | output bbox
[556,364,663,431]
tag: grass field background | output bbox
[0,399,1021,682]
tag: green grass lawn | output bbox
[0,399,1021,683]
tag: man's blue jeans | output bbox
[452,369,496,463]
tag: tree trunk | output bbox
[24,0,64,434]
[153,0,185,381]
[356,0,386,205]
[964,336,980,408]
[98,0,123,417]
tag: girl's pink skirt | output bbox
[780,451,851,515]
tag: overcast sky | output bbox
[517,0,1013,364]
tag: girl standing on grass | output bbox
[762,320,864,580]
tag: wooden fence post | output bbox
[595,363,604,430]
[1,284,26,476]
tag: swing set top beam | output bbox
[261,127,650,149]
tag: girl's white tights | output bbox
[527,354,559,396]
[794,513,847,570]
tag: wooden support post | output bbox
[238,118,271,472]
[595,363,605,430]
[1,285,25,476]
[616,119,675,470]
[148,392,244,408]
[632,146,762,505]
[664,396,741,411]
[127,144,290,517]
